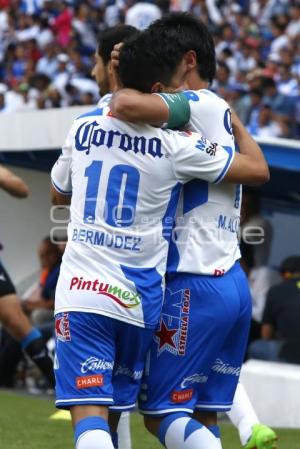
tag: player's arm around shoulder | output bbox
[0,165,29,198]
[223,111,270,186]
[110,89,191,129]
[110,88,170,126]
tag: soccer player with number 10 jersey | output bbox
[50,18,269,449]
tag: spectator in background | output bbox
[0,0,299,135]
[0,166,55,389]
[212,61,232,95]
[248,103,289,138]
[286,3,300,40]
[0,235,62,389]
[36,43,58,79]
[125,0,162,30]
[263,76,293,116]
[240,189,276,342]
[72,3,97,55]
[23,236,61,330]
[35,13,54,50]
[244,88,264,132]
[241,190,273,268]
[248,256,300,364]
[51,0,73,48]
[276,61,300,97]
[269,17,289,58]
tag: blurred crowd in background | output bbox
[0,0,299,138]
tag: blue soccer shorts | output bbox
[54,312,154,411]
[139,262,252,415]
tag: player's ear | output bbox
[184,50,197,70]
[151,82,164,93]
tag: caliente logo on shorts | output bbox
[211,358,241,376]
[180,373,208,389]
[70,276,142,308]
[80,356,114,374]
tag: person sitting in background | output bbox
[241,190,273,268]
[0,236,61,389]
[248,256,300,364]
[247,103,289,138]
[23,236,61,334]
[0,166,55,389]
[240,191,280,345]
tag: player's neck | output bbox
[185,71,209,91]
[109,74,119,94]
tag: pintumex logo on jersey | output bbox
[154,288,190,357]
[70,276,141,308]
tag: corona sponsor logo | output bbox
[75,121,163,158]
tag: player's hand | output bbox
[111,42,123,69]
[111,42,123,92]
[0,165,29,198]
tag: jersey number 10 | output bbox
[83,160,140,227]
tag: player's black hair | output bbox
[148,12,216,83]
[118,31,179,93]
[97,25,139,65]
[118,13,216,91]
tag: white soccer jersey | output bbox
[165,89,241,276]
[97,93,112,108]
[51,106,234,328]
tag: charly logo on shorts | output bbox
[180,373,208,389]
[80,356,114,374]
[171,389,193,403]
[69,276,142,308]
[154,288,190,357]
[55,312,71,342]
[76,375,104,389]
[211,358,241,377]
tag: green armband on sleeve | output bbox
[156,93,191,130]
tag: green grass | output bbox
[0,391,299,449]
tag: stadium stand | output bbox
[0,0,299,138]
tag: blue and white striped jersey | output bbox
[51,106,234,328]
[160,89,241,276]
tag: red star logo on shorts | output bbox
[55,313,71,342]
[155,319,177,350]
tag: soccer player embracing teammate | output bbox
[51,16,272,449]
[111,13,276,449]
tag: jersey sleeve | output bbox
[170,130,234,184]
[51,124,74,195]
[155,92,191,129]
